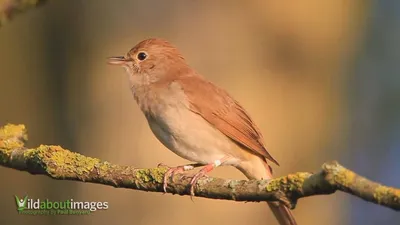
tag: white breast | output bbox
[144,82,239,165]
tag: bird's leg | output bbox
[158,163,203,192]
[189,157,228,196]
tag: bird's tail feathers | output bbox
[240,157,298,225]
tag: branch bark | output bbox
[0,0,47,28]
[0,123,399,211]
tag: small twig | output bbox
[0,0,48,28]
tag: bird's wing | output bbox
[177,75,279,166]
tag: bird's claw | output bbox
[189,168,211,197]
[158,162,212,198]
[157,163,170,168]
[162,166,185,192]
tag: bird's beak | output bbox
[107,56,131,65]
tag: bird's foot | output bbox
[189,164,215,197]
[188,157,230,198]
[158,163,202,193]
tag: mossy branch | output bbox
[0,0,47,28]
[0,124,399,211]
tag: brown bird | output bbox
[108,38,297,225]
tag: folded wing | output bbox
[178,75,279,166]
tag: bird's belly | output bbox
[147,107,238,165]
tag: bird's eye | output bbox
[137,52,147,61]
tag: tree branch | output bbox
[0,123,399,211]
[0,0,48,28]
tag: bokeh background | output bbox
[0,1,399,225]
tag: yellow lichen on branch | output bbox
[0,123,399,211]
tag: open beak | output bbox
[107,56,131,65]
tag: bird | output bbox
[108,38,297,225]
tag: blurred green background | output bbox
[0,1,399,225]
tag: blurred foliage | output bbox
[0,0,47,27]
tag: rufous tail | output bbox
[267,201,297,225]
[239,158,297,225]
